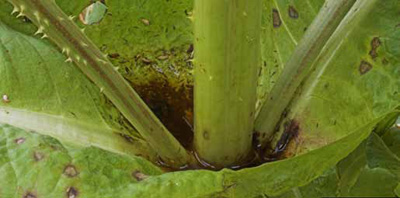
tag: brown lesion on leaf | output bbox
[359,60,373,75]
[274,120,299,153]
[66,187,78,198]
[382,58,389,65]
[288,6,299,19]
[272,9,282,28]
[33,151,44,162]
[118,133,135,144]
[132,170,148,181]
[108,53,120,59]
[23,192,37,198]
[63,165,79,177]
[369,37,381,60]
[263,120,300,161]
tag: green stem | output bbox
[7,0,190,167]
[194,0,262,167]
[255,0,357,148]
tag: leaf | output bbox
[395,183,400,197]
[0,124,162,197]
[336,141,367,195]
[336,133,400,197]
[275,132,400,198]
[382,127,400,158]
[1,0,400,197]
[257,0,325,112]
[0,21,157,160]
[58,0,195,87]
[367,132,400,177]
[227,115,382,197]
[271,168,338,198]
[344,167,398,197]
[272,0,400,156]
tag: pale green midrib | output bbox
[0,106,157,161]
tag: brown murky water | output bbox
[132,81,194,149]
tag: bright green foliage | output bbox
[0,124,162,197]
[0,0,194,88]
[0,0,400,197]
[396,184,400,197]
[0,114,387,197]
[255,0,357,143]
[6,0,190,166]
[267,0,400,156]
[256,0,325,111]
[275,130,400,197]
[0,21,156,160]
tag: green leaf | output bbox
[336,134,400,197]
[382,127,400,158]
[1,0,400,197]
[271,169,338,198]
[0,124,162,197]
[257,0,325,112]
[395,183,400,197]
[367,133,400,178]
[57,0,194,87]
[271,0,400,156]
[275,132,400,198]
[336,141,367,195]
[344,167,398,197]
[0,21,157,161]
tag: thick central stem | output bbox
[194,0,262,167]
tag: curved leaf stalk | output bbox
[194,0,262,167]
[255,0,357,148]
[6,0,190,167]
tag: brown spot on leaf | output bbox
[187,44,194,54]
[66,187,78,198]
[359,60,372,75]
[288,6,299,19]
[14,137,25,144]
[63,165,79,177]
[272,9,281,28]
[382,58,389,65]
[108,53,120,59]
[33,151,44,161]
[369,37,381,59]
[23,192,36,198]
[119,133,135,144]
[132,170,148,181]
[203,130,209,140]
